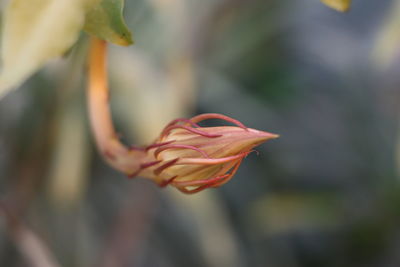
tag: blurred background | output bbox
[2,0,400,266]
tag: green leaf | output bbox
[84,0,133,46]
[321,0,351,12]
[0,0,94,99]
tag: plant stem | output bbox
[88,38,116,150]
[87,37,146,175]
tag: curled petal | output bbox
[140,160,162,169]
[190,113,247,130]
[172,174,230,187]
[175,183,215,194]
[127,160,162,178]
[158,175,178,187]
[165,118,201,128]
[171,157,243,194]
[154,158,179,175]
[161,125,222,138]
[177,158,241,189]
[145,140,175,151]
[209,159,243,187]
[175,175,229,194]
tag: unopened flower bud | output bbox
[133,113,278,194]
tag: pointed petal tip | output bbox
[247,128,279,141]
[269,133,280,139]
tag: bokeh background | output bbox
[2,0,400,266]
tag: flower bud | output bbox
[134,113,278,194]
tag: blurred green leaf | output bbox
[84,0,133,46]
[321,0,351,12]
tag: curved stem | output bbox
[88,38,118,150]
[87,37,146,175]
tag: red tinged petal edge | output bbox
[131,113,278,194]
